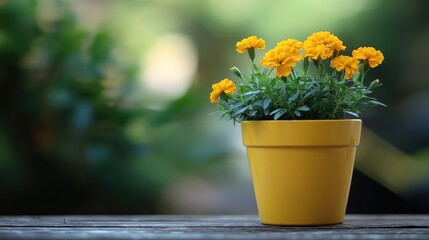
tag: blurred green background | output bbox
[1,0,429,214]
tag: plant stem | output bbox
[359,60,370,83]
[303,57,310,76]
[291,68,297,79]
[251,59,255,79]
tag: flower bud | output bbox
[368,79,380,90]
[230,66,243,79]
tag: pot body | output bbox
[241,120,362,226]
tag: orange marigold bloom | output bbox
[260,39,303,78]
[303,31,346,60]
[331,55,360,80]
[352,47,384,68]
[276,39,303,50]
[236,36,266,54]
[210,78,236,103]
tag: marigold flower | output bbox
[331,55,360,80]
[236,36,266,54]
[210,78,236,103]
[303,31,346,60]
[260,40,303,78]
[276,39,303,50]
[352,47,384,68]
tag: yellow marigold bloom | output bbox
[303,31,346,60]
[236,36,266,54]
[276,39,303,50]
[260,39,303,78]
[331,55,360,80]
[210,78,236,103]
[352,47,384,68]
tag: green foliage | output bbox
[0,1,230,214]
[216,56,385,123]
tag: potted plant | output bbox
[209,32,385,226]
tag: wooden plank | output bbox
[1,227,429,240]
[1,215,429,228]
[0,215,428,239]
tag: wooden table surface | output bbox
[1,215,429,239]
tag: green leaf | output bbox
[232,107,248,117]
[287,92,299,103]
[243,90,261,96]
[296,106,310,111]
[304,87,318,99]
[263,98,272,109]
[231,102,244,108]
[369,100,387,107]
[273,109,287,120]
[253,63,259,72]
[294,110,301,117]
[262,67,269,75]
[344,110,360,118]
[269,109,282,115]
[252,100,264,107]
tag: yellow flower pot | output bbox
[241,120,362,226]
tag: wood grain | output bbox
[0,215,428,239]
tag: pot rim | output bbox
[241,119,362,147]
[241,119,361,123]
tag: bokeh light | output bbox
[141,34,197,102]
